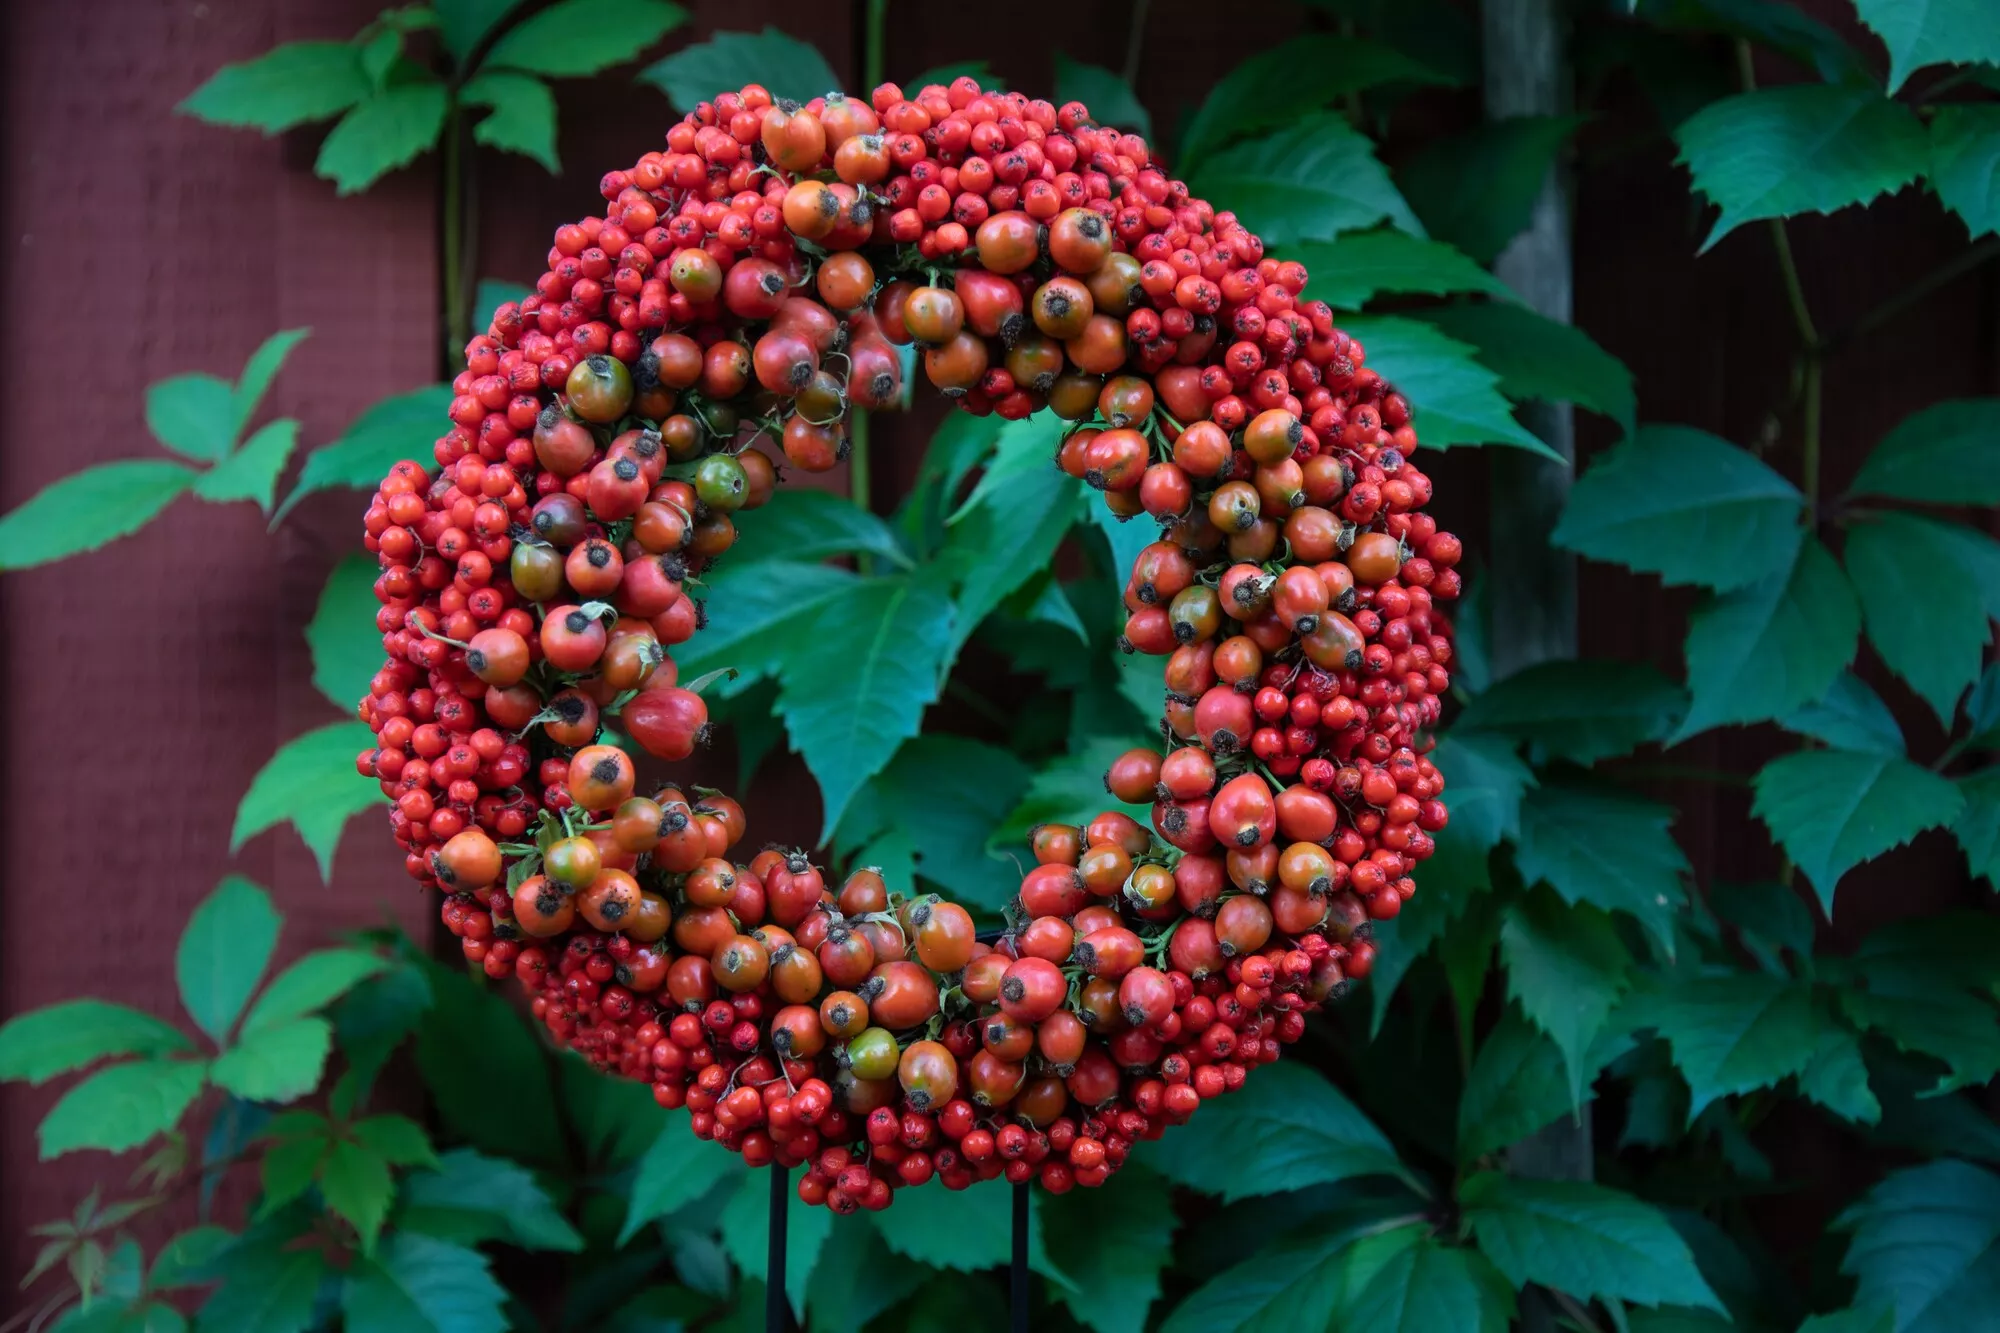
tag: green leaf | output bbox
[1674,86,1927,251]
[1798,1017,1882,1124]
[197,1243,325,1333]
[481,0,684,75]
[210,1017,332,1103]
[1430,732,1533,852]
[352,1113,436,1167]
[1625,972,1818,1117]
[177,876,280,1045]
[0,460,200,572]
[399,1147,583,1251]
[321,1138,395,1252]
[1929,105,2000,240]
[1513,781,1690,952]
[1186,115,1420,248]
[1160,1211,1407,1333]
[1838,913,2000,1093]
[1041,1167,1176,1333]
[460,72,558,172]
[1853,0,2000,93]
[341,1232,508,1333]
[1458,1007,1615,1162]
[1052,53,1150,139]
[1133,1060,1412,1201]
[232,329,310,439]
[473,278,533,322]
[1784,672,1905,755]
[1837,1159,2000,1332]
[776,571,959,840]
[193,419,299,512]
[557,1050,662,1169]
[1953,769,2000,886]
[673,559,858,697]
[1292,230,1513,311]
[1337,1224,1515,1333]
[1416,302,1635,434]
[727,487,911,569]
[868,1178,1067,1287]
[178,41,369,132]
[230,721,385,880]
[307,553,385,711]
[1709,880,1816,971]
[145,373,237,461]
[1336,315,1551,454]
[242,949,386,1037]
[1636,0,1872,86]
[620,1110,744,1243]
[1396,116,1583,263]
[850,736,1032,914]
[39,1059,207,1159]
[1502,888,1632,1104]
[0,1000,192,1086]
[278,384,453,518]
[1177,36,1448,170]
[315,81,450,195]
[1675,538,1859,741]
[940,431,1085,650]
[990,737,1153,847]
[1751,749,1964,916]
[640,28,841,108]
[806,1220,929,1333]
[718,1167,832,1320]
[436,0,529,66]
[1552,425,1804,591]
[1850,397,2000,505]
[1460,1172,1723,1311]
[1796,1308,1897,1333]
[1455,659,1685,764]
[414,961,566,1167]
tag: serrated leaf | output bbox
[0,1000,192,1086]
[341,1233,508,1333]
[1416,301,1635,434]
[399,1147,582,1251]
[232,329,309,439]
[1430,731,1533,852]
[1797,1016,1881,1124]
[940,436,1084,653]
[351,1113,436,1168]
[1187,115,1421,248]
[460,71,558,172]
[1675,86,1926,251]
[670,559,858,697]
[414,961,565,1167]
[805,1220,929,1333]
[39,1059,208,1159]
[1839,913,2000,1093]
[1709,880,1816,971]
[1796,1308,1897,1333]
[1930,105,2000,240]
[480,0,684,75]
[278,384,453,518]
[1676,537,1858,740]
[1053,53,1150,139]
[1751,749,1964,916]
[1338,1224,1515,1333]
[1041,1167,1176,1333]
[1134,1060,1412,1201]
[1456,659,1685,764]
[726,487,912,569]
[1637,0,1872,86]
[1160,1219,1383,1333]
[473,277,532,323]
[1552,425,1803,591]
[1625,971,1818,1117]
[1460,1172,1723,1311]
[306,553,385,711]
[989,737,1153,847]
[145,373,237,461]
[1502,888,1632,1104]
[178,41,369,132]
[1953,769,2000,886]
[196,1242,325,1333]
[1396,115,1583,263]
[867,1177,1062,1279]
[1177,36,1448,170]
[1367,831,1485,1034]
[620,1110,744,1243]
[776,571,959,840]
[257,1127,327,1216]
[321,1138,395,1252]
[242,949,386,1037]
[1850,397,2000,505]
[1854,0,2000,94]
[193,419,299,512]
[1336,314,1552,454]
[1458,1006,1621,1162]
[849,736,1031,914]
[1293,230,1512,311]
[210,1018,332,1103]
[176,876,280,1045]
[231,721,384,880]
[640,28,841,108]
[1513,781,1690,951]
[1837,1159,2000,1332]
[315,81,450,195]
[1784,672,1905,755]
[0,460,200,572]
[718,1167,832,1320]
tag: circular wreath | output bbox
[354,74,1460,1214]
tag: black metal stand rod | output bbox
[767,1163,791,1333]
[1011,1180,1030,1333]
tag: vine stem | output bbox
[1122,0,1152,86]
[441,100,469,366]
[864,0,888,90]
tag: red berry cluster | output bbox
[353,73,1458,1214]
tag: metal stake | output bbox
[767,1163,791,1333]
[1010,1179,1030,1333]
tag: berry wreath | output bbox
[354,73,1461,1216]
